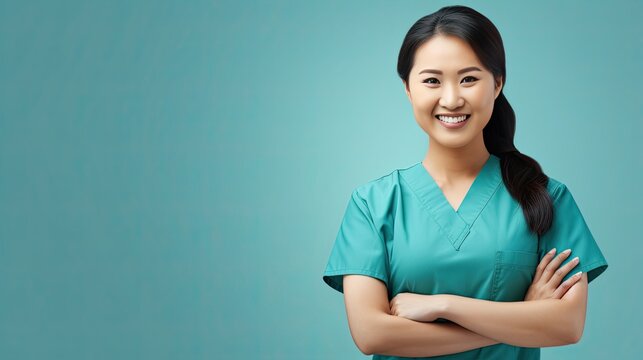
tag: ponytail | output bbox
[485,92,553,236]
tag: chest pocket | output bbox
[490,250,539,301]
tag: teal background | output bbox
[0,0,639,359]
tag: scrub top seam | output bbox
[466,179,503,228]
[353,190,393,279]
[362,163,417,186]
[578,259,608,272]
[549,182,566,204]
[324,268,388,277]
[399,173,470,248]
[323,269,389,290]
[581,259,607,266]
[353,189,387,245]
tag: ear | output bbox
[494,76,503,100]
[403,80,412,102]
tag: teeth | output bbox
[438,115,468,123]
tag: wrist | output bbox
[439,294,455,319]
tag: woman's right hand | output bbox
[524,248,583,301]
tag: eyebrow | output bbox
[418,66,482,75]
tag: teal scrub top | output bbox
[322,154,608,360]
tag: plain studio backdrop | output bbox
[0,0,640,359]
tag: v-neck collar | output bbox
[400,154,502,251]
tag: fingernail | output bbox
[574,271,583,277]
[549,248,556,254]
[563,249,571,254]
[572,257,579,263]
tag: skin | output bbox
[342,34,588,356]
[403,34,502,210]
[387,250,586,347]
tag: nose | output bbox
[439,83,464,109]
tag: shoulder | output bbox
[545,175,573,204]
[546,175,566,194]
[352,162,418,205]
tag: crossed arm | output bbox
[342,273,588,357]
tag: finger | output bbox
[541,248,572,283]
[548,255,580,287]
[551,271,583,299]
[533,248,557,283]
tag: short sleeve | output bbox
[537,183,608,284]
[322,189,390,293]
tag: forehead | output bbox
[412,35,482,72]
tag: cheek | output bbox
[410,91,438,114]
[413,101,439,130]
[470,87,496,111]
[416,101,435,115]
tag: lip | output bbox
[435,113,470,118]
[435,114,470,129]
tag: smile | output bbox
[435,114,471,129]
[435,114,470,123]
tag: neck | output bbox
[423,134,490,183]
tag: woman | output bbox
[321,5,608,359]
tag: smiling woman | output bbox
[322,4,608,360]
[404,35,501,144]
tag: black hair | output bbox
[397,5,553,236]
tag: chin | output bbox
[427,127,476,147]
[434,138,475,149]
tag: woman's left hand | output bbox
[389,293,448,322]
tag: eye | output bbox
[462,76,478,83]
[422,77,439,84]
[422,76,478,85]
